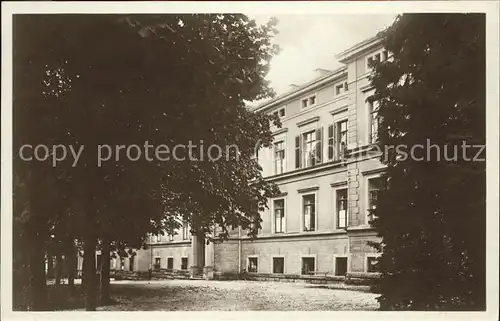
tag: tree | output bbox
[13,14,280,310]
[369,13,486,310]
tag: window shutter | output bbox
[282,141,286,170]
[315,127,323,165]
[328,124,334,160]
[333,122,339,161]
[295,135,301,169]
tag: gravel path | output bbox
[93,279,379,311]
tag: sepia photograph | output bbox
[1,1,499,320]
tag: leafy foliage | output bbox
[369,13,486,310]
[13,14,281,310]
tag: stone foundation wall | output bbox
[115,269,190,280]
[214,240,240,273]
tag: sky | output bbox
[250,14,397,100]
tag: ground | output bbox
[71,279,379,311]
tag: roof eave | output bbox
[252,66,347,113]
[335,35,384,64]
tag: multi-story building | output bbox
[115,34,388,280]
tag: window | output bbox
[156,234,161,242]
[344,81,349,92]
[120,258,125,271]
[168,233,174,241]
[181,257,188,270]
[335,257,348,276]
[296,128,323,168]
[367,56,374,67]
[182,223,189,240]
[129,256,134,271]
[154,257,161,270]
[335,83,344,95]
[274,141,285,175]
[328,120,347,161]
[248,257,258,273]
[301,95,317,108]
[274,199,285,233]
[368,177,382,222]
[303,131,316,167]
[252,148,259,163]
[338,120,348,155]
[368,99,380,144]
[273,257,284,274]
[303,194,316,232]
[273,107,286,118]
[167,257,174,270]
[367,49,389,71]
[301,257,315,275]
[366,256,379,273]
[336,189,348,229]
[382,50,388,61]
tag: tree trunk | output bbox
[28,232,47,310]
[83,234,97,311]
[46,252,54,280]
[100,238,111,305]
[65,241,76,295]
[81,254,86,290]
[55,253,62,287]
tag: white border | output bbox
[2,2,499,321]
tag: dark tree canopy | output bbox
[13,14,281,310]
[369,13,486,310]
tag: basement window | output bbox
[248,257,258,273]
[273,257,284,274]
[301,257,315,275]
[154,257,161,270]
[366,255,380,273]
[335,257,348,276]
[167,257,174,270]
[181,257,188,270]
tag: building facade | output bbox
[115,34,388,280]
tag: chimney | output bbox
[314,68,331,78]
